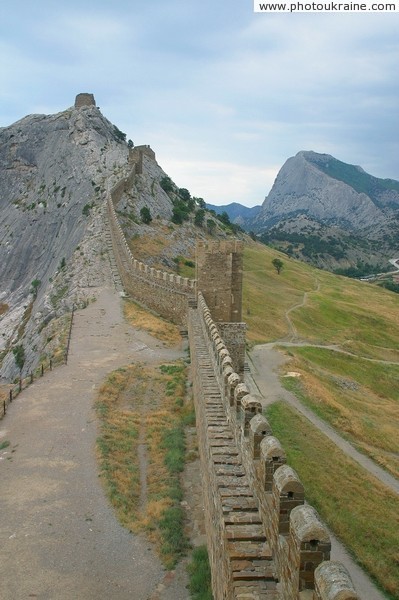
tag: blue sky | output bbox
[1,1,398,206]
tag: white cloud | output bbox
[0,1,397,203]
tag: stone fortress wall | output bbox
[106,159,361,600]
[107,153,196,325]
[190,291,360,600]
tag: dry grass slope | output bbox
[244,241,399,599]
[266,401,399,599]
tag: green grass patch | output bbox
[0,440,10,450]
[266,401,399,599]
[280,348,399,477]
[243,242,399,361]
[187,545,213,600]
[95,360,191,569]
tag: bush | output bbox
[194,209,205,228]
[160,176,174,193]
[13,345,25,373]
[140,206,152,224]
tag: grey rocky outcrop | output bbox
[254,151,399,233]
[251,151,399,270]
[0,97,131,380]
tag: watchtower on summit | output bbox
[74,93,96,108]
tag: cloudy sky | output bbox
[1,1,398,206]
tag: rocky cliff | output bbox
[0,97,134,380]
[252,151,399,272]
[0,96,237,382]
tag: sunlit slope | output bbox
[243,242,399,362]
[244,241,399,478]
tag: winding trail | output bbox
[282,276,320,341]
[246,347,395,600]
[245,277,398,600]
[0,286,188,600]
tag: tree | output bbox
[140,206,152,224]
[30,279,41,299]
[160,176,174,193]
[218,211,231,226]
[194,209,205,228]
[272,258,284,274]
[13,345,25,374]
[206,219,216,235]
[127,139,134,148]
[194,197,206,208]
[178,188,191,202]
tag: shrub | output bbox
[160,176,174,193]
[140,206,152,224]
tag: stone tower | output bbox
[196,240,246,375]
[196,240,243,323]
[74,93,96,108]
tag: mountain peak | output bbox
[250,150,399,271]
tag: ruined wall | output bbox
[189,292,361,600]
[129,145,156,174]
[107,185,196,325]
[74,93,96,108]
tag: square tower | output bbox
[196,240,243,323]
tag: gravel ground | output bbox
[0,286,189,600]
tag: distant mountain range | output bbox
[206,202,261,224]
[208,151,399,274]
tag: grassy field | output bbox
[244,241,399,598]
[243,242,399,361]
[266,401,399,599]
[281,348,399,478]
[96,359,193,569]
[123,298,181,346]
[244,242,399,475]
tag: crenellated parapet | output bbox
[190,293,361,600]
[106,181,196,324]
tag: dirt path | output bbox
[246,343,393,600]
[283,277,320,341]
[0,286,190,600]
[247,343,399,496]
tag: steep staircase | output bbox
[103,211,124,294]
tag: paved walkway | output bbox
[0,287,186,600]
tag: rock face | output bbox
[251,151,399,271]
[0,98,132,380]
[255,151,399,231]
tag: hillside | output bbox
[241,241,399,597]
[0,95,137,380]
[0,96,242,381]
[211,151,399,275]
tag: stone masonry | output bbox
[106,172,361,600]
[74,93,96,108]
